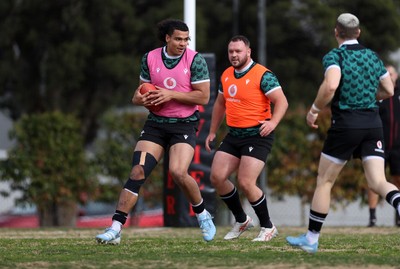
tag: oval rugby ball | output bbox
[139,83,162,112]
[140,83,157,94]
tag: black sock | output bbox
[221,187,247,223]
[369,208,376,221]
[250,194,272,228]
[112,210,128,225]
[308,209,327,233]
[386,190,400,209]
[192,199,205,214]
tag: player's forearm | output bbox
[312,80,335,111]
[172,89,210,105]
[209,103,225,134]
[376,76,394,100]
[170,80,210,105]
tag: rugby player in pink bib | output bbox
[96,19,216,244]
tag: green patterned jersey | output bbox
[322,42,387,129]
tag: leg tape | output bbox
[132,151,158,178]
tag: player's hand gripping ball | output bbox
[140,83,162,112]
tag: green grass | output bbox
[0,226,398,269]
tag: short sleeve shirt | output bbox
[323,43,387,129]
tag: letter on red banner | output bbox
[166,195,176,215]
[193,145,201,164]
[166,172,174,189]
[190,170,205,190]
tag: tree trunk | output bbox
[38,200,78,227]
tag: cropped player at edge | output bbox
[95,19,216,244]
[286,13,400,254]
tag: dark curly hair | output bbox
[157,19,189,43]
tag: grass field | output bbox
[0,226,399,269]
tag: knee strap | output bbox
[124,151,158,195]
[124,178,145,196]
[132,151,158,178]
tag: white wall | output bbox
[0,112,15,214]
[240,195,397,227]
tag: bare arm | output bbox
[169,81,210,105]
[132,80,210,107]
[205,93,226,152]
[258,88,288,137]
[307,67,341,128]
[376,74,394,100]
[135,81,210,107]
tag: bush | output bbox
[0,111,96,227]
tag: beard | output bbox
[230,56,249,70]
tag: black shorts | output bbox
[138,120,198,149]
[217,132,274,162]
[386,146,400,175]
[322,128,385,161]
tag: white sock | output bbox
[111,220,122,232]
[306,230,319,244]
[397,204,400,216]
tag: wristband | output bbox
[311,103,321,113]
[308,110,318,117]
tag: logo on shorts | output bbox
[374,140,384,153]
[377,140,382,149]
[183,135,188,140]
[248,146,254,152]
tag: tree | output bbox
[0,111,96,227]
[1,0,399,140]
[0,0,139,143]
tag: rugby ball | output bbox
[140,83,157,94]
[140,83,162,112]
